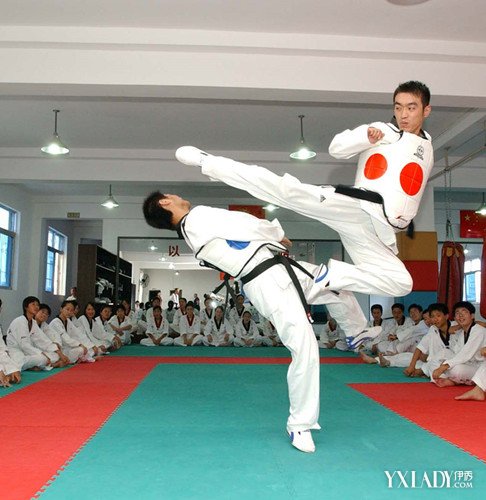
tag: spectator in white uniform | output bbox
[199,297,214,330]
[33,304,68,367]
[6,296,52,371]
[77,303,109,353]
[140,306,173,346]
[403,303,454,378]
[108,305,133,345]
[0,300,21,386]
[234,311,262,347]
[203,306,234,346]
[174,301,203,346]
[170,297,187,335]
[318,317,348,351]
[228,294,247,328]
[95,305,122,351]
[169,288,180,309]
[260,319,282,347]
[47,301,90,363]
[431,301,486,387]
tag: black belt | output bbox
[240,254,314,323]
[211,273,238,304]
[334,184,414,238]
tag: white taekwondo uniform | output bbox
[428,323,486,384]
[233,318,262,347]
[30,322,61,363]
[140,316,174,346]
[197,123,433,322]
[80,315,114,349]
[180,204,325,431]
[199,307,214,330]
[47,317,86,363]
[260,319,282,347]
[107,316,133,345]
[203,317,234,346]
[6,315,50,370]
[470,361,486,391]
[0,333,21,375]
[66,318,98,356]
[228,306,247,327]
[318,321,348,351]
[376,316,415,353]
[173,314,203,346]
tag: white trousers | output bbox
[9,349,48,370]
[202,335,234,347]
[427,359,481,385]
[472,363,486,391]
[244,268,320,432]
[173,334,204,346]
[203,156,412,297]
[233,337,263,347]
[140,336,174,346]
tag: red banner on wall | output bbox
[460,211,486,238]
[228,205,265,219]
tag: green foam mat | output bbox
[38,362,485,499]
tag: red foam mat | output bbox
[350,382,486,462]
[0,358,159,500]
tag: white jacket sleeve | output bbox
[328,122,401,159]
[446,326,486,369]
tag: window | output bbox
[464,258,481,303]
[45,227,67,295]
[0,204,17,288]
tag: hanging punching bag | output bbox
[481,235,486,319]
[437,241,465,314]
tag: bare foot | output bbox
[378,353,391,368]
[455,385,485,401]
[359,351,378,364]
[434,378,456,388]
[411,369,424,378]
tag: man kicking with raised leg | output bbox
[176,81,433,324]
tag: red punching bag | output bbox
[481,236,486,319]
[438,242,465,314]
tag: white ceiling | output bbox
[0,0,485,199]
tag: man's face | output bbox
[423,311,433,327]
[101,307,112,321]
[409,307,422,323]
[242,312,251,324]
[393,92,431,135]
[371,308,382,321]
[186,305,194,317]
[392,307,404,322]
[215,308,223,320]
[236,296,244,307]
[36,309,49,324]
[454,307,474,330]
[26,301,40,316]
[430,310,448,329]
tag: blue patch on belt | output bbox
[226,240,250,249]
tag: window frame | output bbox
[45,227,67,295]
[0,204,18,289]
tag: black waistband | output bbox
[240,255,314,323]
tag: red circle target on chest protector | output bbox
[400,162,423,196]
[364,153,388,180]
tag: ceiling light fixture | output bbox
[289,115,316,161]
[263,204,279,212]
[101,184,119,209]
[41,109,70,155]
[475,193,486,216]
[148,241,158,251]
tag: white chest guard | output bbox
[354,127,433,229]
[195,238,283,278]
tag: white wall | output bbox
[141,268,222,306]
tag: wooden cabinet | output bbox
[77,244,132,309]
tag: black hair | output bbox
[22,296,40,313]
[186,301,195,309]
[143,191,175,230]
[84,302,97,316]
[39,303,52,316]
[60,300,75,309]
[67,300,79,308]
[393,81,431,107]
[152,305,162,313]
[452,301,475,315]
[115,304,125,313]
[99,304,112,314]
[428,303,449,315]
[370,304,383,313]
[167,300,174,310]
[408,303,423,313]
[391,303,405,312]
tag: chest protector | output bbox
[195,238,283,278]
[354,129,433,229]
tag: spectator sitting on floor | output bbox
[317,317,348,351]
